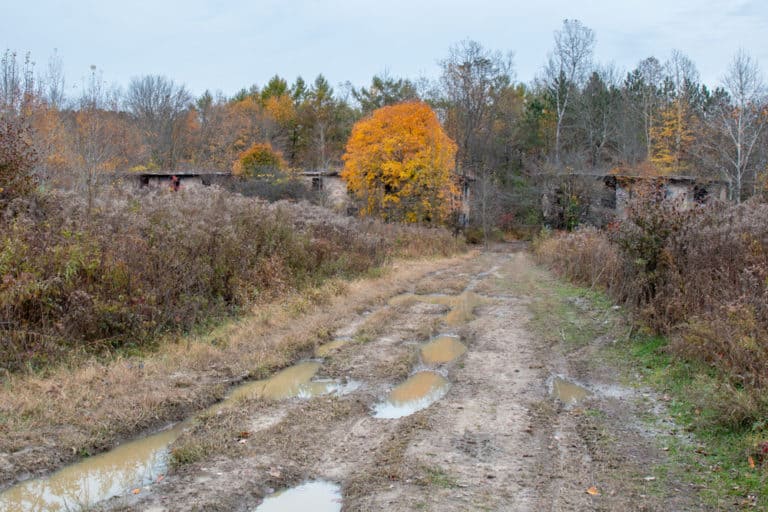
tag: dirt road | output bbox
[100,246,704,511]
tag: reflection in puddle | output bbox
[315,338,350,357]
[552,377,591,404]
[254,481,342,512]
[0,424,182,512]
[374,371,450,419]
[229,361,358,401]
[420,335,467,365]
[0,362,357,511]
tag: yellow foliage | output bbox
[341,102,458,224]
[233,142,286,177]
[650,98,695,175]
[264,94,296,126]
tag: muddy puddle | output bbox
[551,377,592,404]
[389,292,484,327]
[374,371,450,419]
[444,291,484,326]
[0,361,357,511]
[0,424,181,512]
[229,361,359,401]
[315,338,350,357]
[420,335,467,365]
[254,480,342,512]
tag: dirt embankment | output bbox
[86,246,708,511]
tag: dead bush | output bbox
[0,187,463,372]
[535,193,768,424]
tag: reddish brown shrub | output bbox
[0,187,462,372]
[535,193,768,419]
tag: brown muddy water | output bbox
[0,361,357,511]
[373,371,450,419]
[228,361,358,401]
[420,335,467,365]
[551,377,592,404]
[444,291,484,326]
[253,481,342,512]
[0,423,181,512]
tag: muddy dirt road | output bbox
[80,247,705,510]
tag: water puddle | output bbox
[551,377,592,404]
[420,335,467,365]
[388,292,484,327]
[254,481,342,512]
[0,424,182,512]
[229,361,359,401]
[315,338,350,357]
[0,361,356,511]
[444,291,484,326]
[374,371,450,419]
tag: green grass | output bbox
[611,332,768,510]
[420,465,459,489]
[527,277,615,350]
[528,262,768,510]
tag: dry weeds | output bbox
[0,252,474,487]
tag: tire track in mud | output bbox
[96,247,703,512]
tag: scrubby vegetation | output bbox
[0,186,462,373]
[534,194,768,427]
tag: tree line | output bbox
[2,19,766,211]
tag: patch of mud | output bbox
[315,339,350,357]
[374,372,450,419]
[253,480,342,512]
[0,424,181,512]
[550,376,592,405]
[387,291,486,327]
[420,335,467,365]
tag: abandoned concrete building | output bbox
[126,171,231,189]
[540,173,729,228]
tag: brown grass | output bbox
[534,197,768,427]
[0,251,471,486]
[0,187,464,372]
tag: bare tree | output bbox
[43,49,66,109]
[72,66,124,214]
[711,50,767,201]
[0,50,36,116]
[635,57,664,159]
[125,75,191,168]
[439,40,513,173]
[542,19,595,163]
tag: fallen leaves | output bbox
[586,486,600,496]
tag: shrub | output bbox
[535,193,768,424]
[232,143,286,178]
[0,116,37,201]
[0,187,463,372]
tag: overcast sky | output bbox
[2,0,767,98]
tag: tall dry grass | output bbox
[535,196,768,426]
[0,186,462,372]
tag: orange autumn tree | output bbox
[341,102,458,224]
